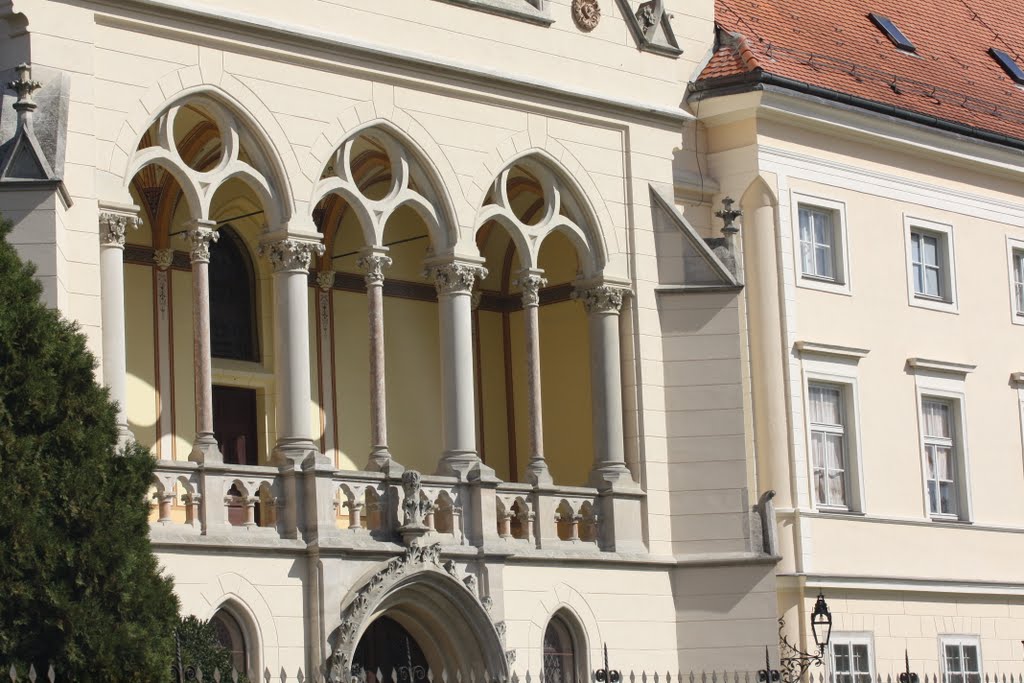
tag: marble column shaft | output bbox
[429,261,488,478]
[259,237,325,464]
[185,220,221,463]
[578,285,635,490]
[357,249,397,473]
[516,271,551,486]
[99,210,140,445]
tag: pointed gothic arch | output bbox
[327,546,509,679]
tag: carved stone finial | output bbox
[317,269,337,291]
[98,212,141,248]
[572,0,601,31]
[426,262,488,296]
[185,225,219,264]
[514,272,548,307]
[357,253,392,286]
[258,238,325,273]
[574,285,626,314]
[153,248,175,270]
[8,63,41,113]
[715,196,742,236]
[399,470,435,546]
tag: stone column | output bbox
[516,270,552,486]
[357,248,402,475]
[427,260,488,479]
[258,237,325,466]
[154,249,175,459]
[316,270,337,465]
[185,220,222,464]
[99,209,141,446]
[578,285,636,490]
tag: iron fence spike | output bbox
[214,669,221,683]
[27,665,35,683]
[390,668,397,683]
[265,666,273,683]
[298,669,306,683]
[232,668,239,683]
[8,664,16,683]
[46,666,54,683]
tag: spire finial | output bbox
[715,197,742,236]
[8,63,41,117]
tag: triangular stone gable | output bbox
[649,184,740,288]
[0,129,52,181]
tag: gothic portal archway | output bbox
[328,546,509,680]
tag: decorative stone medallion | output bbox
[572,0,601,31]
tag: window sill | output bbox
[796,275,852,296]
[930,514,971,524]
[909,294,959,314]
[816,506,865,516]
[431,0,553,25]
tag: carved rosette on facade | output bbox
[514,273,548,307]
[98,212,141,248]
[572,0,601,31]
[258,238,325,273]
[357,254,393,286]
[575,284,627,314]
[153,248,175,270]
[427,262,488,296]
[185,226,219,264]
[327,542,511,682]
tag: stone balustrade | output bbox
[149,461,643,554]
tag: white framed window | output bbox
[922,399,958,517]
[809,383,849,509]
[909,359,974,522]
[432,0,551,24]
[1005,238,1024,325]
[792,194,851,295]
[940,636,982,683]
[797,342,869,513]
[904,216,957,312]
[829,634,874,683]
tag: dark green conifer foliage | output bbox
[174,616,249,682]
[0,219,179,681]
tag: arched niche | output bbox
[210,600,261,679]
[542,609,588,683]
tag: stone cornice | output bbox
[906,357,976,377]
[94,1,691,127]
[795,341,870,361]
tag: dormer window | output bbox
[868,13,916,52]
[989,48,1024,85]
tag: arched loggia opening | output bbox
[310,126,454,475]
[472,160,597,485]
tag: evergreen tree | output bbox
[174,616,249,682]
[0,219,179,680]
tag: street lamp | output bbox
[759,592,834,683]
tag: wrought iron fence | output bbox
[6,665,1024,683]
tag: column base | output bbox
[189,432,223,464]
[437,449,491,481]
[598,488,647,553]
[273,437,326,467]
[116,423,136,450]
[524,458,553,486]
[588,464,640,492]
[365,447,405,477]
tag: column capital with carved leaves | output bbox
[258,236,325,274]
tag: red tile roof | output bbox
[694,0,1024,147]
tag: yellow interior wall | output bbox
[332,291,369,471]
[477,310,511,480]
[309,288,322,452]
[125,263,158,451]
[538,300,592,485]
[171,269,196,460]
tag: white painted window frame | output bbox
[791,193,852,295]
[904,215,958,313]
[939,635,983,683]
[1005,237,1024,325]
[797,344,868,513]
[431,0,552,24]
[828,633,876,683]
[912,370,972,522]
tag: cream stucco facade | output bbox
[0,0,782,679]
[693,87,1024,677]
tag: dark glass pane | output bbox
[210,226,258,362]
[868,13,916,51]
[353,616,428,681]
[214,385,258,466]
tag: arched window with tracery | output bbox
[543,613,581,683]
[211,607,249,675]
[209,225,258,362]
